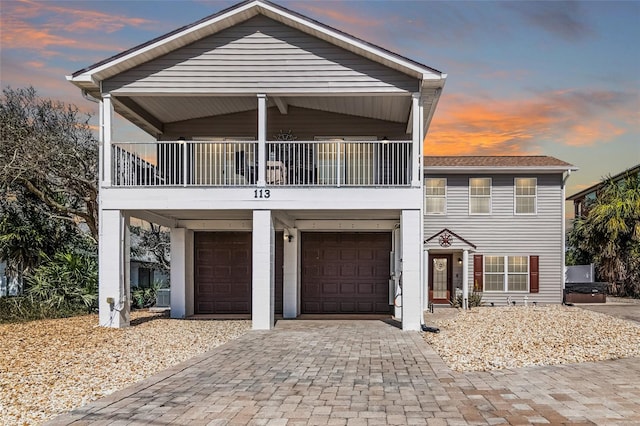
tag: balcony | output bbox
[111,140,412,188]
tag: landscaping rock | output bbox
[423,304,640,372]
[0,312,250,425]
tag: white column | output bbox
[185,230,194,317]
[102,94,112,187]
[283,227,299,318]
[257,94,267,187]
[423,250,429,310]
[411,93,421,187]
[253,210,274,329]
[401,209,422,330]
[170,227,187,318]
[462,249,469,310]
[393,227,402,319]
[98,209,130,328]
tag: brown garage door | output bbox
[301,232,392,314]
[194,232,251,314]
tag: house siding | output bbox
[424,173,564,305]
[103,15,417,95]
[162,106,408,140]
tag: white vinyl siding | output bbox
[424,173,564,305]
[103,15,417,95]
[515,177,537,214]
[484,255,529,292]
[469,177,491,215]
[425,178,446,214]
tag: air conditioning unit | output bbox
[156,288,171,308]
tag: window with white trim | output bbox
[508,256,529,291]
[469,177,491,214]
[484,256,529,292]
[515,178,537,214]
[425,178,446,214]
[484,256,504,291]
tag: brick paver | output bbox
[46,320,640,425]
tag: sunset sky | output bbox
[1,0,638,209]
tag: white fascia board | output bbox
[69,1,261,85]
[258,2,442,80]
[424,166,578,174]
[70,0,444,90]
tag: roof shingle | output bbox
[424,156,575,169]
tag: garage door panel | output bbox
[358,282,374,295]
[357,302,373,313]
[340,249,357,261]
[340,301,355,311]
[340,264,357,277]
[301,232,391,315]
[194,232,252,315]
[323,265,339,277]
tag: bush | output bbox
[452,291,484,308]
[0,296,83,323]
[26,251,98,314]
[131,281,163,309]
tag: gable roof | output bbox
[424,156,577,173]
[567,163,639,201]
[67,0,445,93]
[424,228,477,250]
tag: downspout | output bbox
[562,170,572,298]
[420,85,439,334]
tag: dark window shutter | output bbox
[473,255,483,292]
[530,255,539,293]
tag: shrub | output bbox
[26,251,98,313]
[0,296,82,323]
[452,291,484,308]
[131,281,163,309]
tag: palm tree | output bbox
[568,174,640,297]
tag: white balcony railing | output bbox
[111,140,412,187]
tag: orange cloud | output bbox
[425,89,636,155]
[0,0,155,53]
[295,3,382,28]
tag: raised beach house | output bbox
[67,0,575,330]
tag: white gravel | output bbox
[0,311,251,425]
[423,304,640,372]
[4,305,639,425]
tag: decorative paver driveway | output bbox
[47,320,640,425]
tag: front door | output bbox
[429,254,452,304]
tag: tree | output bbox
[130,222,170,273]
[0,86,99,241]
[567,174,640,297]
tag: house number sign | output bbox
[254,189,271,199]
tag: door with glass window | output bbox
[429,254,452,304]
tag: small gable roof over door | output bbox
[424,228,477,251]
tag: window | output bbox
[469,178,491,214]
[483,256,529,292]
[515,178,537,214]
[425,178,446,214]
[508,256,529,291]
[484,256,504,291]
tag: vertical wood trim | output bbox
[257,94,267,187]
[473,254,483,292]
[411,93,420,187]
[530,255,539,293]
[102,94,112,187]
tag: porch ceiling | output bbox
[112,94,412,136]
